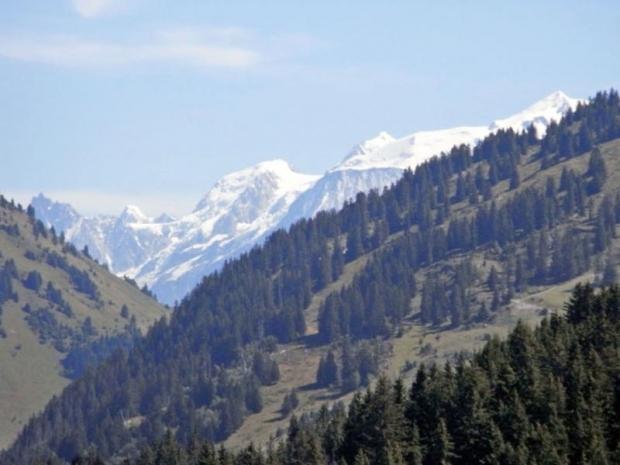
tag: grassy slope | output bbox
[225,138,620,449]
[0,204,167,449]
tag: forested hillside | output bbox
[0,199,166,449]
[2,90,620,464]
[89,283,620,465]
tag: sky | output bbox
[2,0,619,217]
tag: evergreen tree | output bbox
[341,341,360,393]
[588,147,607,194]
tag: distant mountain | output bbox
[133,160,320,303]
[30,195,167,274]
[33,91,581,304]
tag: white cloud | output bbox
[71,0,126,18]
[0,32,260,69]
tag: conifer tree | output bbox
[316,350,339,388]
[588,147,607,194]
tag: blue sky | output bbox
[2,0,619,216]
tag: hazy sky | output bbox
[2,0,619,216]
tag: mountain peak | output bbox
[346,131,396,159]
[253,158,293,172]
[193,160,319,213]
[118,205,149,224]
[490,90,582,135]
[30,193,81,232]
[32,192,51,204]
[31,192,69,211]
[540,89,572,103]
[523,90,581,114]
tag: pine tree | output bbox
[427,418,453,465]
[316,350,339,387]
[509,169,520,190]
[514,256,525,292]
[587,147,607,193]
[341,341,360,393]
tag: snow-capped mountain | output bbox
[133,160,319,303]
[32,160,320,304]
[280,91,582,225]
[31,194,172,274]
[32,91,582,305]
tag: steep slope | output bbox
[35,92,581,306]
[0,199,166,449]
[3,89,618,464]
[113,283,620,465]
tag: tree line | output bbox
[68,283,620,465]
[2,90,619,464]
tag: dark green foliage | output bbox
[588,147,608,194]
[0,260,18,305]
[87,284,620,465]
[509,168,520,190]
[46,251,100,301]
[319,143,618,340]
[340,340,360,394]
[280,390,299,417]
[46,282,74,317]
[4,89,620,464]
[539,90,620,166]
[420,273,449,325]
[81,316,96,336]
[61,329,137,379]
[121,304,130,319]
[252,352,280,386]
[32,218,48,239]
[23,270,43,292]
[316,350,339,388]
[26,204,36,218]
[24,306,74,351]
[0,223,20,237]
[245,378,263,414]
[140,283,156,300]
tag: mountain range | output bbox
[5,88,619,463]
[32,90,581,305]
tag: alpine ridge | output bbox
[4,88,619,464]
[33,91,581,305]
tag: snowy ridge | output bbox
[490,90,582,134]
[33,160,320,303]
[33,91,582,304]
[131,160,319,301]
[280,91,583,222]
[335,91,582,173]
